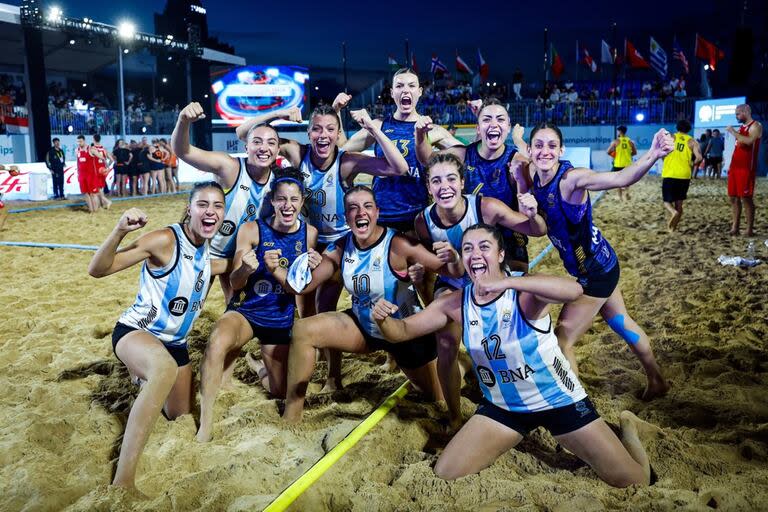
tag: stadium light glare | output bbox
[69,39,75,45]
[82,83,87,87]
[67,125,73,133]
[117,21,136,41]
[204,94,209,98]
[314,86,319,91]
[704,64,710,71]
[123,48,129,54]
[141,126,147,133]
[47,6,63,22]
[635,113,645,122]
[162,77,168,83]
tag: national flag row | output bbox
[548,34,724,79]
[387,49,489,80]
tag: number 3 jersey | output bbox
[532,160,617,278]
[118,224,211,346]
[234,218,307,329]
[339,228,420,339]
[462,277,586,412]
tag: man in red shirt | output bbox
[89,134,113,210]
[76,134,97,213]
[727,104,763,236]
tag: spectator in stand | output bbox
[45,137,66,200]
[512,69,523,100]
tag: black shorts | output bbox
[476,396,600,436]
[577,262,620,299]
[709,156,723,165]
[610,166,625,172]
[342,309,437,369]
[377,218,416,234]
[662,178,690,203]
[111,322,190,366]
[114,165,128,175]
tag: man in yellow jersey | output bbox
[606,125,637,200]
[661,120,702,231]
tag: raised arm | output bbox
[235,106,302,142]
[567,128,674,193]
[415,116,466,166]
[229,221,260,291]
[171,102,237,179]
[88,208,171,278]
[392,234,464,279]
[340,109,409,181]
[428,124,464,149]
[481,195,546,237]
[373,290,461,343]
[332,92,352,147]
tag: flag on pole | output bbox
[550,44,564,78]
[695,34,724,70]
[579,42,597,72]
[477,49,489,80]
[410,52,418,73]
[601,39,614,64]
[387,55,400,71]
[456,51,474,75]
[672,38,689,74]
[625,39,651,69]
[430,55,448,76]
[649,36,668,77]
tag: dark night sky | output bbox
[9,0,768,92]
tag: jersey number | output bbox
[676,142,685,152]
[397,139,410,158]
[621,142,628,149]
[352,273,370,295]
[311,189,327,208]
[481,334,506,360]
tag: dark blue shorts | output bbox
[476,396,600,436]
[578,262,620,299]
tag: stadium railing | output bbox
[372,97,699,126]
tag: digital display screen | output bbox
[694,97,746,128]
[210,65,309,127]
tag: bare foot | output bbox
[640,377,670,401]
[110,482,149,500]
[730,227,740,235]
[320,377,342,394]
[745,230,754,237]
[245,352,271,394]
[620,410,665,440]
[667,212,681,232]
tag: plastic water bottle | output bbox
[746,241,755,260]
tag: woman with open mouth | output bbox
[510,122,673,401]
[416,98,532,273]
[87,182,229,492]
[196,167,319,442]
[373,223,659,488]
[172,101,282,306]
[268,185,464,424]
[237,98,411,391]
[413,152,547,430]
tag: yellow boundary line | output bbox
[263,381,411,512]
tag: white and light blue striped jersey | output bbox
[210,157,272,258]
[461,276,586,412]
[299,146,350,244]
[423,193,482,289]
[119,224,212,346]
[340,228,420,339]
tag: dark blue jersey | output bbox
[373,116,428,224]
[236,219,308,329]
[532,160,617,278]
[463,141,527,255]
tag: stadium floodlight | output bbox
[704,64,710,71]
[314,86,319,91]
[69,39,75,45]
[123,48,129,54]
[47,6,63,22]
[67,125,73,133]
[117,21,136,41]
[635,113,645,122]
[162,77,168,83]
[82,82,87,87]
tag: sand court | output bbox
[1,177,766,511]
